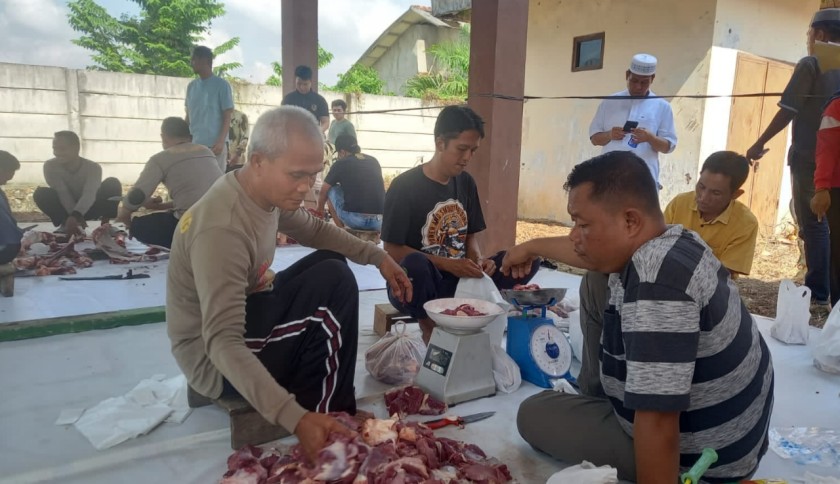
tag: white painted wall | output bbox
[0,63,442,187]
[713,0,819,62]
[371,23,461,95]
[519,0,717,223]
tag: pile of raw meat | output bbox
[220,412,512,483]
[384,386,447,418]
[13,231,92,276]
[441,304,487,317]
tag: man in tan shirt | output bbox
[166,106,412,459]
[34,131,122,236]
[116,117,222,248]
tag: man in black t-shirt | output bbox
[381,106,540,342]
[316,135,385,231]
[281,65,330,133]
[746,9,840,320]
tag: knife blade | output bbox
[423,411,495,430]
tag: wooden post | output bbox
[466,0,529,255]
[281,0,319,93]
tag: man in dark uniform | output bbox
[747,8,840,323]
[281,65,330,134]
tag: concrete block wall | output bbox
[0,62,443,188]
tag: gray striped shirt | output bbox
[601,225,774,482]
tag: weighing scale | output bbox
[501,289,575,389]
[415,298,502,406]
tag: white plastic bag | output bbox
[814,303,840,374]
[365,322,426,385]
[491,344,521,393]
[568,310,584,363]
[770,279,810,345]
[545,461,618,484]
[454,274,511,347]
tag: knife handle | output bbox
[424,416,462,430]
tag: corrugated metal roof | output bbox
[355,6,456,67]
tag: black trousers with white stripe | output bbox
[226,250,359,415]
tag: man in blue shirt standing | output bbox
[185,46,235,172]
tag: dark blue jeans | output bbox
[791,163,831,304]
[388,251,540,319]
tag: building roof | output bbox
[355,6,457,67]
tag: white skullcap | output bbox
[629,53,657,76]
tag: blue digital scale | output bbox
[502,289,575,389]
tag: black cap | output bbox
[335,134,360,154]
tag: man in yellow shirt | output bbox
[664,151,758,277]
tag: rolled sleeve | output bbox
[220,80,234,111]
[657,104,678,154]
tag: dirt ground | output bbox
[516,221,803,322]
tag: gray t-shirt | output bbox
[779,56,840,164]
[43,157,102,215]
[602,225,774,482]
[123,143,223,218]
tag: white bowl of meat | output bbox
[423,298,505,334]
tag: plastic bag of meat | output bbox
[365,322,426,385]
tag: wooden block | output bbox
[373,303,415,336]
[216,395,291,449]
[0,263,14,298]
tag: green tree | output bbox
[67,0,241,78]
[332,64,387,94]
[405,25,470,101]
[265,44,334,86]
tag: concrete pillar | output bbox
[466,0,529,255]
[281,0,319,93]
[65,68,82,147]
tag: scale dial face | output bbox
[529,324,572,377]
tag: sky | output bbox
[0,0,423,85]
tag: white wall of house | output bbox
[371,23,460,95]
[519,0,717,223]
[0,63,442,187]
[519,0,820,225]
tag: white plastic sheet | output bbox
[71,375,192,450]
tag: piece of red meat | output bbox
[457,462,512,483]
[441,304,487,317]
[371,456,429,484]
[226,444,263,471]
[418,394,447,416]
[220,463,267,484]
[512,283,540,291]
[385,386,446,417]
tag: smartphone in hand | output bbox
[623,120,639,133]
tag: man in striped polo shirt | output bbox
[502,151,774,483]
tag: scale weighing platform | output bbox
[501,288,575,389]
[415,298,503,406]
